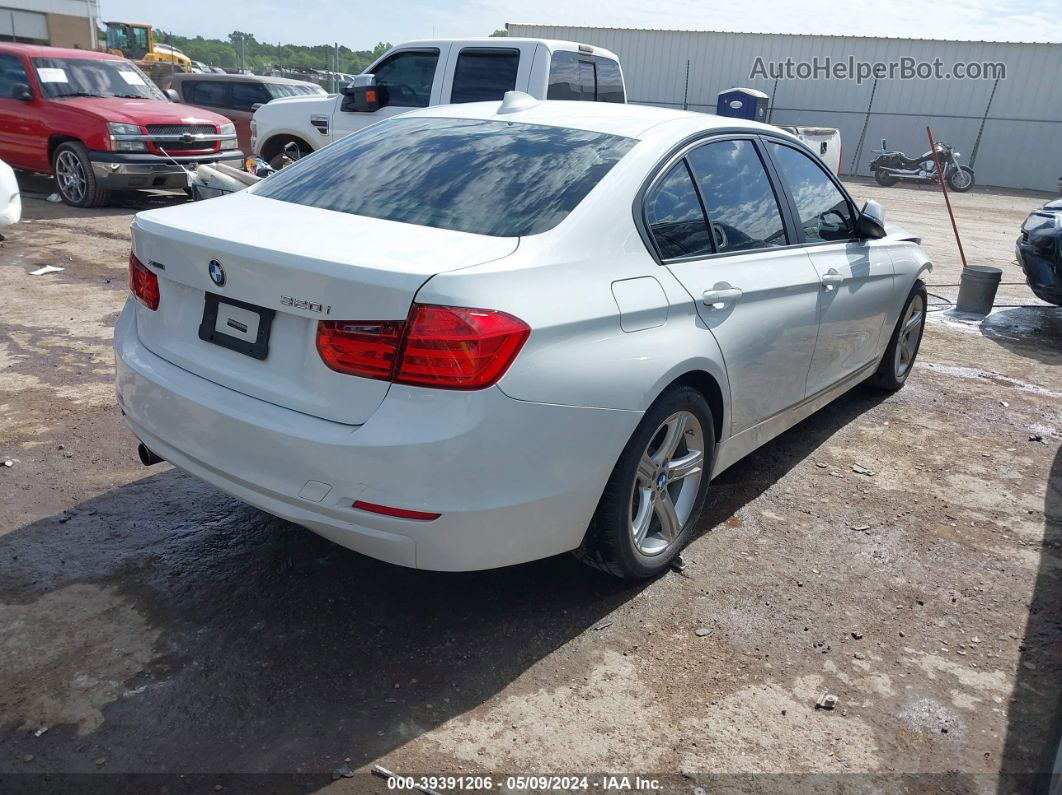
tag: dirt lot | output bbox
[0,175,1060,794]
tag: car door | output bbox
[764,140,895,395]
[331,48,442,141]
[0,52,43,171]
[648,136,823,433]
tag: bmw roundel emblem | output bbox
[208,260,226,286]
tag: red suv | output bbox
[0,44,242,207]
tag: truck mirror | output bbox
[164,88,179,102]
[12,83,31,101]
[341,74,380,113]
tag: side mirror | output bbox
[251,102,264,112]
[340,73,380,112]
[164,88,179,102]
[856,199,887,239]
[881,138,887,150]
[12,83,32,101]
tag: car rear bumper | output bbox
[114,302,639,571]
[89,151,244,190]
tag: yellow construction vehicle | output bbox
[104,21,191,86]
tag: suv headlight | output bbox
[219,122,238,150]
[107,122,147,152]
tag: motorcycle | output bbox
[869,139,975,193]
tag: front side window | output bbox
[645,161,712,260]
[255,117,636,237]
[32,57,165,101]
[686,140,788,253]
[450,48,519,103]
[0,54,30,99]
[768,142,855,242]
[371,49,439,108]
[186,80,229,107]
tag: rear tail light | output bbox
[316,304,529,390]
[128,252,160,310]
[316,320,403,380]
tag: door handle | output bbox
[702,286,743,308]
[820,269,844,291]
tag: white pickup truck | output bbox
[251,38,626,167]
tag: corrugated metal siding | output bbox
[508,24,1062,191]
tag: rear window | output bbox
[255,117,636,237]
[547,51,625,103]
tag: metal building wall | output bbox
[507,24,1062,192]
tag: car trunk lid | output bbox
[130,191,518,425]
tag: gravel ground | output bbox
[0,175,1059,794]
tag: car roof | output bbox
[171,72,319,87]
[403,98,796,141]
[391,38,620,61]
[0,43,124,61]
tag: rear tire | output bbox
[575,385,715,580]
[869,284,927,391]
[52,141,110,208]
[874,170,899,187]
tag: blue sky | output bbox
[97,0,1062,47]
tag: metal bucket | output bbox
[955,265,1002,315]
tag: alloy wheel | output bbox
[629,410,705,556]
[894,293,925,378]
[55,150,87,204]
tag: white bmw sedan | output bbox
[115,94,930,579]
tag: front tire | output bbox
[947,165,975,192]
[575,385,715,580]
[869,284,927,391]
[52,141,110,208]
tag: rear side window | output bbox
[686,140,788,252]
[645,162,712,260]
[255,117,636,237]
[186,80,230,107]
[547,52,624,102]
[767,142,854,242]
[450,48,519,103]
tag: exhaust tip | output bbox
[137,443,164,467]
